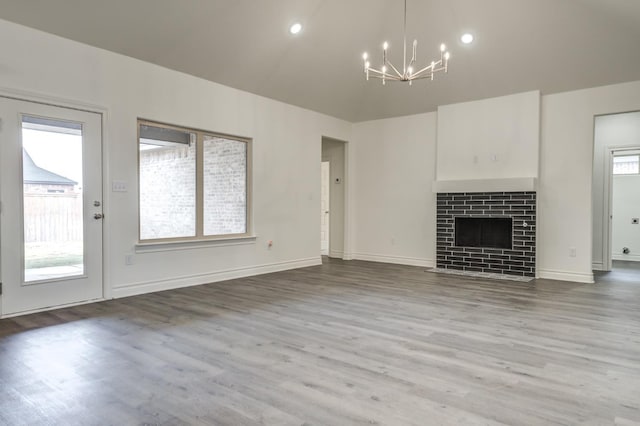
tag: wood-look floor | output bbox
[1,259,639,425]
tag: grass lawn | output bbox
[25,241,83,269]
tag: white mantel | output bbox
[432,177,537,193]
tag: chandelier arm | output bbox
[369,74,402,81]
[367,68,401,80]
[412,59,443,77]
[385,61,404,79]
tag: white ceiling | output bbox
[1,0,639,122]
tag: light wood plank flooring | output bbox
[1,259,639,425]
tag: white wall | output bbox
[0,19,351,298]
[351,82,640,283]
[591,112,640,269]
[539,81,640,283]
[612,174,640,261]
[436,91,540,181]
[351,113,437,267]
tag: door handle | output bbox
[94,213,104,220]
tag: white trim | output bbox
[353,252,435,268]
[135,235,257,253]
[432,177,537,193]
[112,257,321,298]
[0,297,105,319]
[592,261,605,271]
[329,250,344,259]
[612,254,640,262]
[0,86,107,115]
[538,269,594,283]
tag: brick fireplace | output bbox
[436,191,536,277]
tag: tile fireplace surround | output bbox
[436,191,536,277]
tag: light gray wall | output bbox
[351,113,437,267]
[436,91,540,181]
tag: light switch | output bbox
[112,180,127,192]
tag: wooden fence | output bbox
[23,193,83,243]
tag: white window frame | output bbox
[137,119,252,244]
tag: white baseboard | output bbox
[0,297,105,319]
[592,261,605,271]
[352,252,435,268]
[612,254,640,262]
[112,257,322,299]
[328,250,344,259]
[538,269,594,284]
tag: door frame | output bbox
[321,136,350,260]
[320,160,331,256]
[0,87,110,317]
[601,145,640,271]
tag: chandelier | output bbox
[362,0,450,85]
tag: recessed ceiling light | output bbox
[290,23,302,35]
[461,33,474,44]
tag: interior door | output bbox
[0,97,103,317]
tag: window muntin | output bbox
[138,120,250,242]
[613,155,640,175]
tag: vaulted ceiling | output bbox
[1,0,639,122]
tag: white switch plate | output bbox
[112,180,127,192]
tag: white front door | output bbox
[320,161,330,255]
[0,97,103,317]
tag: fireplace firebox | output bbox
[455,217,512,249]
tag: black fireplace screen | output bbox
[455,217,512,249]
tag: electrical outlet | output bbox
[569,247,576,258]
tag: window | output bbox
[138,120,251,242]
[613,155,640,175]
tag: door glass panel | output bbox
[22,115,84,282]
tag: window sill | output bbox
[135,235,257,253]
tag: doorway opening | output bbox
[321,137,346,260]
[320,161,330,256]
[592,111,640,283]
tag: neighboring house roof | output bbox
[23,149,77,186]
